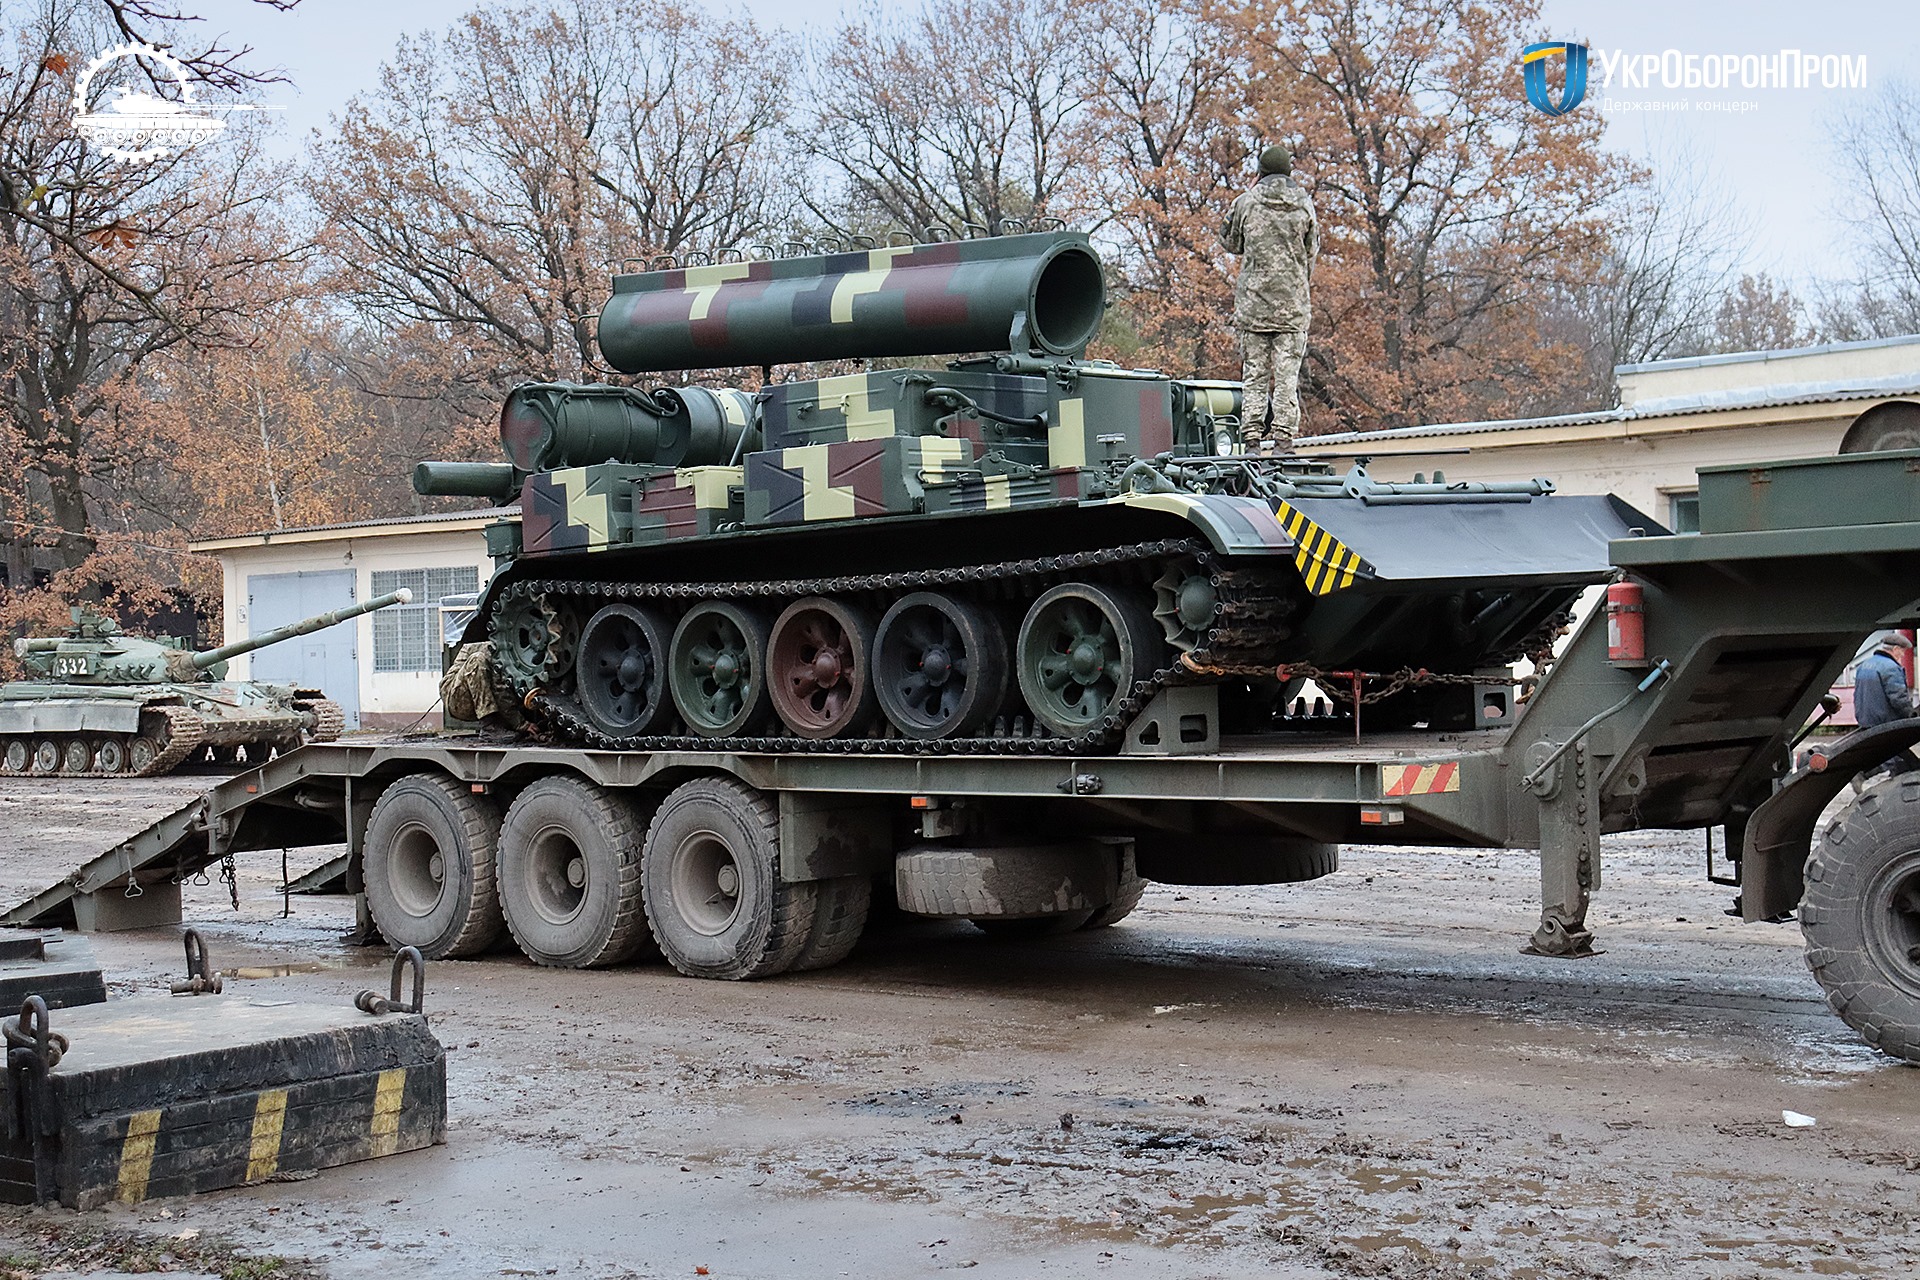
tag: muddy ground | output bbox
[0,767,1915,1279]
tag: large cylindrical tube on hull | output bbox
[499,382,757,472]
[596,231,1107,374]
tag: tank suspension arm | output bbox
[193,589,413,670]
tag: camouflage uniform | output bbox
[1222,172,1317,447]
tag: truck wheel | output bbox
[1802,774,1920,1062]
[641,777,817,980]
[895,842,1117,931]
[788,876,872,971]
[1080,845,1148,930]
[499,776,652,968]
[364,773,507,960]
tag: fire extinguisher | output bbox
[1606,580,1647,667]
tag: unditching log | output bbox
[1,942,446,1209]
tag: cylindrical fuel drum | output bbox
[1605,579,1646,665]
[596,231,1107,374]
[499,382,757,472]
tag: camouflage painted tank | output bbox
[420,230,1652,753]
[0,590,410,776]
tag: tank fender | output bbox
[1742,718,1920,921]
[0,698,145,735]
[1112,492,1295,557]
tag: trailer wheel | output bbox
[499,776,653,968]
[1802,774,1920,1062]
[1080,845,1148,930]
[641,776,817,980]
[788,876,873,972]
[363,773,507,960]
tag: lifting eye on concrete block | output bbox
[169,928,223,997]
[355,946,425,1017]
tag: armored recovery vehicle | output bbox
[0,590,410,776]
[419,231,1651,752]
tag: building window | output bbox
[1667,491,1700,534]
[371,566,481,672]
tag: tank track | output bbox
[0,704,208,778]
[496,538,1302,756]
[296,697,346,743]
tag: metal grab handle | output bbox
[355,946,425,1016]
[170,928,223,996]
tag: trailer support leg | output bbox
[1527,740,1598,957]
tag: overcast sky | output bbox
[167,0,1917,294]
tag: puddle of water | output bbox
[222,961,346,979]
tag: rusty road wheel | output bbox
[768,597,878,739]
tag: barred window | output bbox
[371,566,481,672]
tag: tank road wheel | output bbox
[1803,774,1920,1062]
[1016,583,1162,739]
[873,592,1008,740]
[127,737,160,774]
[1152,558,1219,653]
[94,737,129,775]
[641,776,821,980]
[30,738,60,775]
[1,739,26,775]
[363,773,508,960]
[499,776,653,968]
[669,603,772,737]
[768,597,879,739]
[577,603,675,739]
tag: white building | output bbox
[188,508,510,729]
[1296,333,1920,532]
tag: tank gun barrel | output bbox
[194,589,413,670]
[12,638,59,657]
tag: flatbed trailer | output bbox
[12,450,1920,1061]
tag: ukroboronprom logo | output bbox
[1521,42,1590,116]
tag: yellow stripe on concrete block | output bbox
[246,1089,290,1182]
[116,1108,163,1204]
[371,1068,407,1158]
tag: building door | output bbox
[244,570,360,728]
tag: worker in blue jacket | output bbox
[1854,632,1919,777]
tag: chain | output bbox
[491,539,1300,757]
[1176,657,1546,706]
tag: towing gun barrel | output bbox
[193,589,413,671]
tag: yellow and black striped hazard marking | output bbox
[1275,502,1372,595]
[83,1065,441,1210]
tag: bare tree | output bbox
[799,0,1097,238]
[1828,78,1920,337]
[309,0,796,392]
[1555,151,1750,403]
[0,2,304,597]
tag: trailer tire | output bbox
[363,773,506,960]
[642,777,817,980]
[1802,773,1920,1063]
[896,843,1115,925]
[499,776,653,968]
[789,876,872,972]
[1080,846,1148,930]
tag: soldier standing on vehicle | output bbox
[1222,142,1318,451]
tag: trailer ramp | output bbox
[2,750,355,930]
